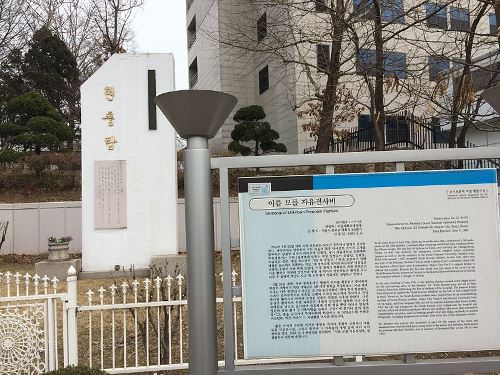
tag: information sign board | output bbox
[238,169,500,358]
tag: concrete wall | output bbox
[0,202,82,255]
[0,198,240,255]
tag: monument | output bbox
[81,54,178,273]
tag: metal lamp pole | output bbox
[156,90,237,375]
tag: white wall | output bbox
[81,54,178,272]
[0,199,240,255]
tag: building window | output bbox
[187,16,196,49]
[354,0,403,22]
[428,56,450,81]
[358,114,410,144]
[432,118,450,143]
[426,4,447,29]
[357,114,374,143]
[357,49,376,76]
[381,0,405,23]
[257,12,267,42]
[315,0,328,12]
[353,0,374,19]
[490,14,498,35]
[384,52,406,78]
[450,7,470,31]
[259,66,269,94]
[189,58,198,89]
[317,44,330,71]
[386,116,409,143]
[357,49,407,78]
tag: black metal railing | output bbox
[303,116,500,170]
[328,120,450,153]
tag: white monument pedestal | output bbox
[81,53,178,273]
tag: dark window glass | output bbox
[428,56,450,81]
[357,114,374,143]
[386,116,409,143]
[384,52,407,78]
[189,58,198,89]
[382,0,404,23]
[257,12,267,41]
[357,49,406,78]
[353,0,374,19]
[432,119,450,143]
[426,4,447,29]
[315,0,328,12]
[259,66,269,94]
[450,7,470,31]
[317,44,330,71]
[490,14,498,35]
[354,0,403,22]
[357,49,376,76]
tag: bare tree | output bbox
[213,0,365,152]
[403,0,499,149]
[0,0,30,59]
[206,0,500,157]
[0,221,8,250]
[91,0,144,58]
[52,0,102,80]
[22,0,144,79]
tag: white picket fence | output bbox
[0,267,246,374]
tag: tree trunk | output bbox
[457,118,471,148]
[373,0,386,153]
[316,75,337,153]
[315,0,345,153]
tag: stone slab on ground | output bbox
[35,259,82,280]
[150,255,187,278]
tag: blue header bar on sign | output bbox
[313,169,497,190]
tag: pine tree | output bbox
[0,91,73,154]
[228,105,287,156]
[23,26,80,130]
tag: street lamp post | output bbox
[156,90,237,375]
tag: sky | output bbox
[132,0,189,90]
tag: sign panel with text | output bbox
[94,160,127,229]
[238,169,500,358]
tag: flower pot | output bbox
[48,242,70,262]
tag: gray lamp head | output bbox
[155,90,237,139]
[482,85,500,114]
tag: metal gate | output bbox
[0,267,78,373]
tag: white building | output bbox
[445,50,500,148]
[186,0,498,154]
